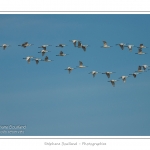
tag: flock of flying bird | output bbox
[0,40,150,87]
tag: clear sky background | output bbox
[0,14,150,136]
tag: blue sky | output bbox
[0,14,150,136]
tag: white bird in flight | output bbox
[137,44,148,49]
[135,66,145,72]
[77,41,89,51]
[69,40,79,47]
[38,44,51,50]
[18,42,33,48]
[77,41,82,48]
[101,41,112,48]
[116,43,126,50]
[89,71,100,77]
[33,58,42,64]
[119,76,129,83]
[135,48,147,55]
[56,44,67,48]
[124,44,134,51]
[38,49,50,56]
[81,45,89,52]
[77,61,88,68]
[0,44,10,50]
[141,65,150,70]
[108,80,118,87]
[23,56,35,63]
[65,67,76,74]
[129,72,140,78]
[102,71,116,78]
[56,51,68,56]
[42,56,53,62]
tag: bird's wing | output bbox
[140,44,143,47]
[142,65,147,70]
[42,52,45,56]
[78,41,82,47]
[35,60,39,64]
[60,51,64,55]
[133,74,136,78]
[138,66,142,70]
[43,46,46,50]
[93,73,96,77]
[73,41,77,47]
[106,73,110,78]
[120,45,124,50]
[103,41,107,46]
[79,61,83,66]
[68,69,72,74]
[111,81,115,86]
[22,42,28,47]
[45,56,48,59]
[82,46,86,51]
[123,78,126,82]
